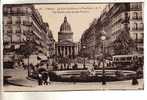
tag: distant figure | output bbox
[47,73,51,85]
[132,57,139,71]
[30,64,34,71]
[88,66,96,76]
[64,63,66,69]
[73,63,78,70]
[46,63,49,69]
[14,62,18,69]
[42,72,50,85]
[36,64,39,69]
[93,62,97,69]
[53,64,58,70]
[22,62,25,69]
[60,64,63,70]
[67,63,71,70]
[37,73,43,85]
[132,76,138,85]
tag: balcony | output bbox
[132,28,144,31]
[23,21,32,26]
[130,7,142,11]
[132,17,142,20]
[3,10,32,16]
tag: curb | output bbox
[7,81,33,87]
[26,77,37,81]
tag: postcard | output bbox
[1,1,144,92]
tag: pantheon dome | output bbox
[58,16,73,42]
[60,16,72,33]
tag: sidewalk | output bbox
[3,79,143,91]
[4,67,38,87]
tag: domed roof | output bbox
[60,16,72,33]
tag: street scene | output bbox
[3,3,144,91]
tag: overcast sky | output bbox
[35,4,106,42]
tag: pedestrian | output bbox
[30,64,35,71]
[47,63,49,69]
[37,73,43,85]
[36,64,39,69]
[14,62,18,69]
[22,62,25,69]
[60,64,63,70]
[42,72,49,85]
[93,62,97,69]
[47,73,51,85]
[132,76,138,85]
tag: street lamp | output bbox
[83,45,86,69]
[25,38,33,77]
[101,34,106,85]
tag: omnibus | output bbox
[112,54,143,70]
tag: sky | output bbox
[35,4,107,42]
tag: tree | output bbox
[15,40,34,76]
[113,29,135,55]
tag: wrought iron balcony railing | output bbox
[23,21,32,26]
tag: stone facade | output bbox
[80,3,144,58]
[56,17,78,59]
[3,4,55,66]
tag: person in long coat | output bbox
[37,73,43,85]
[42,71,49,85]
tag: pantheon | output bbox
[55,16,78,59]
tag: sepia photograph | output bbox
[2,2,144,91]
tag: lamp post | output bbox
[83,45,86,69]
[101,35,106,85]
[135,33,138,52]
[25,39,31,77]
[25,38,33,77]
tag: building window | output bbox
[23,16,32,26]
[17,7,21,13]
[135,33,138,40]
[7,7,11,14]
[16,16,21,24]
[7,26,12,33]
[133,12,138,19]
[141,33,144,39]
[138,33,144,43]
[133,23,138,30]
[130,3,142,10]
[16,26,21,33]
[139,12,142,19]
[12,7,17,13]
[7,16,12,24]
[139,23,144,30]
[3,7,7,14]
[26,8,28,13]
[137,3,142,9]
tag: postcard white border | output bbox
[0,0,147,100]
